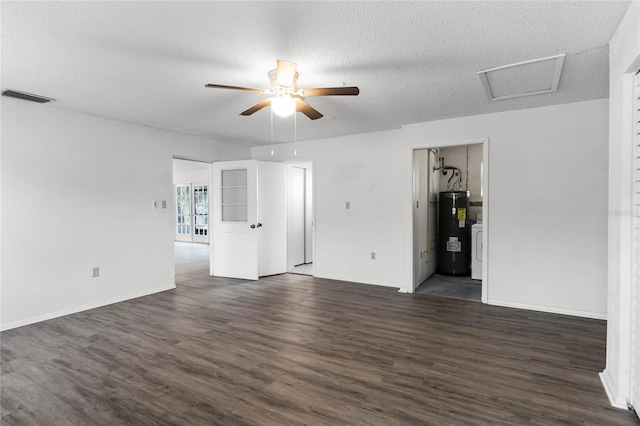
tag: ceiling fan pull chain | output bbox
[294,112,297,156]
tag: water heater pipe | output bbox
[434,165,462,191]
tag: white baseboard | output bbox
[313,273,402,290]
[0,284,176,332]
[487,299,606,320]
[599,370,629,409]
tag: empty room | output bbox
[1,1,639,425]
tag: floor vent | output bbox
[477,54,565,101]
[2,89,54,103]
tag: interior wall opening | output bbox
[286,161,314,276]
[412,142,486,302]
[173,158,211,282]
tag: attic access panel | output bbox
[477,54,566,102]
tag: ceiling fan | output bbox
[205,59,359,120]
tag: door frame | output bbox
[629,69,640,415]
[409,137,490,303]
[600,57,640,413]
[285,158,316,276]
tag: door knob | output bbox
[257,223,263,228]
[250,224,256,229]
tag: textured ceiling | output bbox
[1,1,630,147]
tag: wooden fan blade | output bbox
[296,100,323,120]
[277,60,297,87]
[303,87,360,97]
[205,84,265,93]
[240,99,272,116]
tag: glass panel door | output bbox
[192,183,209,243]
[175,184,192,242]
[174,183,209,243]
[175,183,209,243]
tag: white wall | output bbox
[256,131,408,288]
[252,98,609,318]
[1,99,249,330]
[172,159,210,184]
[601,0,640,410]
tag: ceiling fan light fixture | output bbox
[205,59,358,120]
[271,95,296,117]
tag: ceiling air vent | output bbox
[477,54,565,102]
[2,89,55,103]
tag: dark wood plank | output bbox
[1,242,638,425]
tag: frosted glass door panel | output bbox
[221,169,248,223]
[222,187,247,205]
[222,169,247,187]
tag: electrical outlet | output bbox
[91,267,100,278]
[345,201,351,210]
[161,200,167,209]
[371,252,376,260]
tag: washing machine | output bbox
[471,222,483,280]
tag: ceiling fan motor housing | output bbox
[268,69,299,92]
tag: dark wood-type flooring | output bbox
[1,242,638,425]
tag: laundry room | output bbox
[413,142,485,300]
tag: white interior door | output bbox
[175,184,192,242]
[210,161,258,280]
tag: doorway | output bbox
[173,158,212,285]
[411,138,489,302]
[286,161,314,275]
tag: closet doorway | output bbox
[286,161,314,275]
[411,138,489,303]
